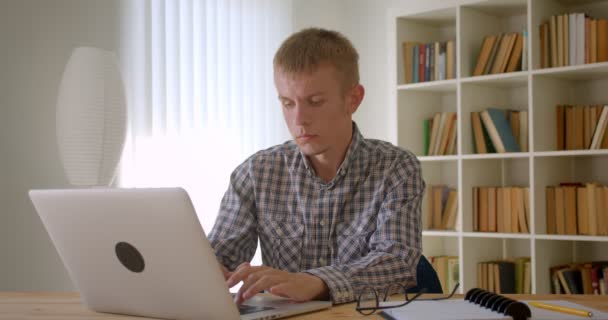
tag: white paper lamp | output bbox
[56,47,127,186]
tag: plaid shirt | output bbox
[209,122,424,304]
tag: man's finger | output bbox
[226,263,256,287]
[236,268,275,301]
[243,274,283,300]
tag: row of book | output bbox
[473,31,527,76]
[425,185,458,231]
[402,41,456,84]
[551,262,608,295]
[423,112,457,156]
[556,105,608,150]
[471,108,528,154]
[429,256,459,294]
[477,257,531,294]
[473,186,530,233]
[546,183,608,236]
[539,13,608,69]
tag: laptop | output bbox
[29,188,332,320]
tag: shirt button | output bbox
[319,257,326,265]
[319,219,326,226]
[276,229,283,236]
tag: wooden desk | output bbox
[1,292,607,320]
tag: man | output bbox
[208,28,424,305]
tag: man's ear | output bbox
[347,84,365,114]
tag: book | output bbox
[446,40,455,79]
[506,32,523,73]
[492,33,515,74]
[502,187,512,233]
[546,186,556,234]
[556,105,565,150]
[514,187,528,233]
[587,183,598,236]
[591,19,598,63]
[402,42,417,84]
[590,106,608,149]
[474,35,496,76]
[480,108,520,153]
[484,33,503,75]
[540,22,549,68]
[563,186,578,235]
[438,112,457,155]
[473,187,479,232]
[576,13,585,65]
[519,111,528,152]
[479,187,489,232]
[488,187,497,232]
[428,113,441,156]
[551,15,558,67]
[577,187,589,235]
[423,118,431,155]
[598,19,608,62]
[569,13,576,66]
[381,288,608,320]
[555,187,566,234]
[441,189,458,230]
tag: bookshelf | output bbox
[388,0,608,294]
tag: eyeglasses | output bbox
[355,283,460,315]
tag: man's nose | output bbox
[294,103,310,126]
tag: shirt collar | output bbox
[299,122,363,186]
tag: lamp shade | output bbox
[56,47,127,186]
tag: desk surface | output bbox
[1,292,607,320]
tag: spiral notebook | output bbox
[381,288,608,320]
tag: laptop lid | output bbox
[29,188,331,320]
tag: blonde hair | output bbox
[273,28,359,88]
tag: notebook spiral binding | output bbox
[465,288,532,320]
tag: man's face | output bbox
[274,64,359,157]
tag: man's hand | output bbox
[220,264,232,280]
[226,262,329,304]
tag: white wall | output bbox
[293,0,477,141]
[0,6,10,290]
[0,0,122,291]
[0,0,481,292]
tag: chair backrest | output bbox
[406,255,443,294]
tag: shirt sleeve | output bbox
[208,159,258,271]
[305,155,424,304]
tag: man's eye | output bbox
[282,101,294,108]
[310,99,324,106]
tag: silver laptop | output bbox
[29,188,331,320]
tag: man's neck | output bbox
[308,128,353,183]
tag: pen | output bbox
[529,301,593,318]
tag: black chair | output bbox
[405,255,443,294]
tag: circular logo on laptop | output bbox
[115,242,145,273]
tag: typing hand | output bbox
[226,262,329,305]
[220,264,232,280]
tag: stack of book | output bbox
[402,40,456,84]
[423,112,457,156]
[472,186,530,233]
[473,31,527,76]
[539,13,608,68]
[429,256,459,294]
[425,185,458,231]
[556,105,608,150]
[546,182,608,236]
[471,108,528,154]
[477,257,531,294]
[550,262,608,295]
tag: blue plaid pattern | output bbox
[209,122,424,304]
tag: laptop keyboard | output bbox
[238,304,275,315]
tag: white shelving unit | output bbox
[388,0,608,294]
